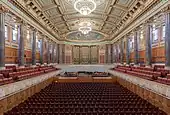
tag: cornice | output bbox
[0,4,9,13]
[0,0,61,43]
[110,0,169,44]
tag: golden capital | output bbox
[0,4,9,13]
[163,4,170,13]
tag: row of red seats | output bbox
[16,67,34,72]
[0,69,13,78]
[126,70,153,80]
[114,65,170,85]
[5,83,167,115]
[0,66,58,86]
[156,77,170,85]
[154,65,165,70]
[132,68,161,78]
[157,68,170,77]
[5,65,16,69]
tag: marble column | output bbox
[97,46,99,64]
[51,42,55,63]
[55,44,59,63]
[110,44,113,63]
[145,23,152,66]
[115,43,119,63]
[89,46,91,64]
[59,44,63,64]
[105,44,108,64]
[107,44,111,64]
[165,11,170,68]
[79,46,81,64]
[126,36,130,64]
[120,39,124,64]
[18,22,26,66]
[0,5,8,69]
[62,44,65,64]
[134,31,139,65]
[32,29,36,65]
[40,37,44,64]
[112,44,115,63]
[47,40,50,64]
[57,44,60,64]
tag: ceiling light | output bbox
[78,21,92,34]
[79,26,92,34]
[74,0,96,15]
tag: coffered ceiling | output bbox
[6,0,156,43]
[32,0,137,41]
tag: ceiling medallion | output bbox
[74,0,96,15]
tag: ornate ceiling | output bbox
[32,0,137,41]
[6,0,162,44]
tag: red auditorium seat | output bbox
[114,66,168,84]
[0,66,58,86]
[167,74,170,79]
[154,65,165,70]
[156,68,170,77]
[4,83,167,115]
[0,69,13,78]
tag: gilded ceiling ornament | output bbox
[0,4,9,13]
[163,4,170,13]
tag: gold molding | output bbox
[0,4,9,13]
[163,4,170,13]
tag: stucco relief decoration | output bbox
[0,4,9,13]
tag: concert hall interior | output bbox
[0,0,170,115]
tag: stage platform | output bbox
[55,76,116,83]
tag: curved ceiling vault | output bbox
[31,0,138,44]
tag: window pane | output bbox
[5,25,8,39]
[129,36,134,51]
[162,25,165,40]
[152,25,158,43]
[38,40,41,49]
[12,25,18,41]
[27,30,30,40]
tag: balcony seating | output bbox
[156,68,170,77]
[156,77,170,85]
[0,66,58,86]
[5,65,16,72]
[154,65,165,70]
[131,66,154,72]
[4,83,167,115]
[16,67,34,72]
[113,66,170,85]
[167,74,170,79]
[0,69,13,78]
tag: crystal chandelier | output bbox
[68,0,104,15]
[79,26,92,34]
[78,21,92,34]
[74,0,96,15]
